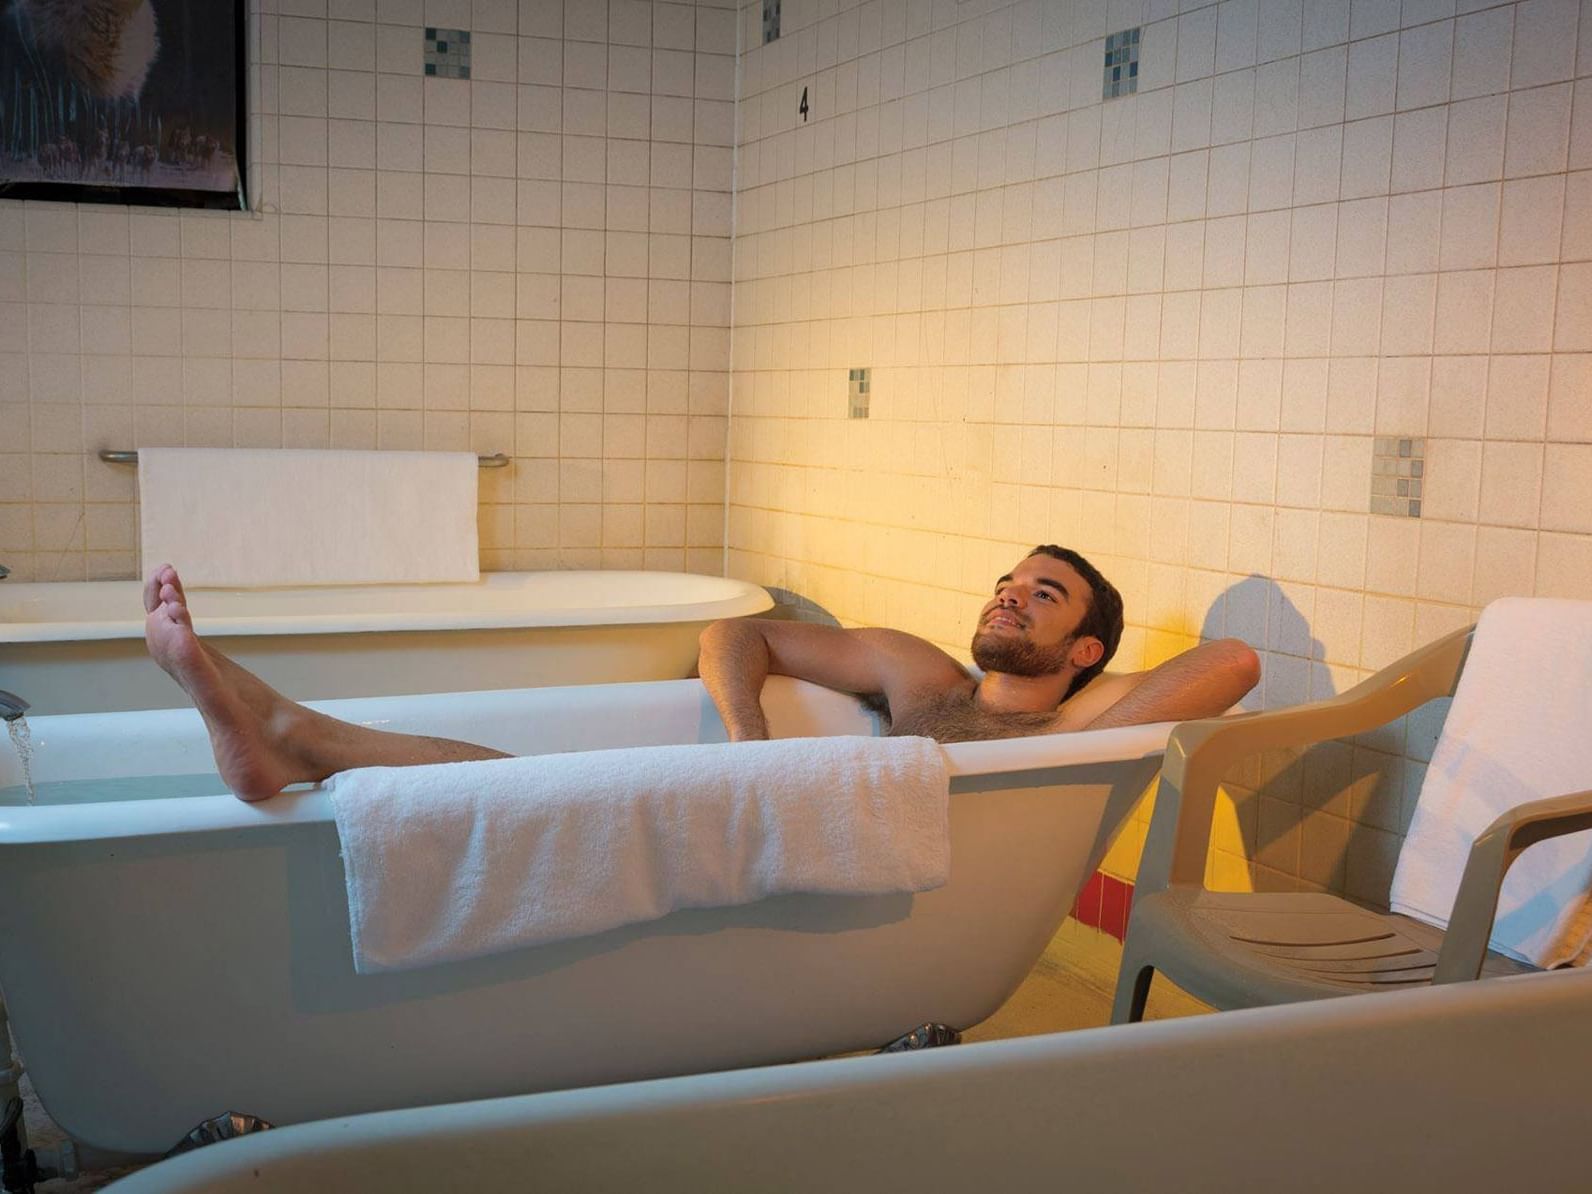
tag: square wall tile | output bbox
[1540,444,1592,534]
[1510,0,1579,90]
[1505,83,1573,178]
[1452,7,1513,101]
[1395,20,1453,113]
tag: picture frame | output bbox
[0,0,248,211]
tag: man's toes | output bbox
[157,595,192,629]
[144,565,181,613]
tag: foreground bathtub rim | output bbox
[106,966,1591,1194]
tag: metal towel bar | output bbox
[98,449,510,468]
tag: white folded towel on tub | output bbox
[325,736,951,974]
[138,447,479,587]
[1390,598,1592,968]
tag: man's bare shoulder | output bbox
[847,628,972,682]
[847,626,958,655]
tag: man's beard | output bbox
[970,626,1074,679]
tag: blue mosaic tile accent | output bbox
[1103,27,1140,100]
[848,368,870,419]
[1371,437,1425,517]
[424,27,471,79]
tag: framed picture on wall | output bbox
[0,0,247,210]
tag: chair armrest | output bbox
[1141,625,1473,893]
[1433,789,1592,984]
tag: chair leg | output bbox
[1111,960,1155,1025]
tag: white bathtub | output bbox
[0,676,1172,1156]
[0,571,772,714]
[109,968,1592,1194]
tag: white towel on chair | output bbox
[326,736,950,974]
[138,447,479,587]
[1390,598,1592,967]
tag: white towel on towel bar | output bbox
[326,736,951,974]
[1390,598,1592,968]
[138,447,479,587]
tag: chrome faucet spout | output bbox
[0,691,27,722]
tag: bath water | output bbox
[6,717,34,805]
[0,773,229,807]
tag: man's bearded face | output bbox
[970,623,1076,678]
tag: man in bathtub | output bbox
[142,546,1259,801]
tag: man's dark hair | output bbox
[1028,545,1124,699]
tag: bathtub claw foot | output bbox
[878,1024,962,1053]
[164,1112,274,1159]
[2,1096,54,1194]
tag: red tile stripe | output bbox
[1070,871,1135,942]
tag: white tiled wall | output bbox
[6,0,1590,898]
[727,0,1592,895]
[0,0,736,581]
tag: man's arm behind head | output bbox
[1068,638,1262,732]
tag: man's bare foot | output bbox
[143,564,308,801]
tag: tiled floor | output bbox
[965,917,1211,1043]
[21,918,1209,1189]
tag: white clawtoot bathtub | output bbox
[0,677,1172,1156]
[0,571,772,714]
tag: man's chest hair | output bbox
[882,685,1061,744]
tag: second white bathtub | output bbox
[0,677,1171,1155]
[0,570,772,714]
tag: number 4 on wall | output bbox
[798,86,809,122]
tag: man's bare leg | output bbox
[144,565,508,802]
